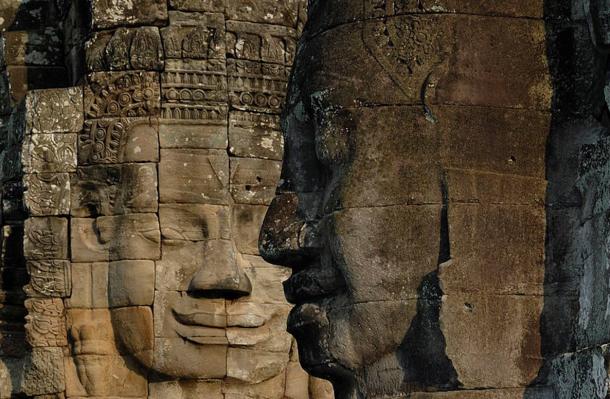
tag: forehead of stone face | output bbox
[305,0,544,35]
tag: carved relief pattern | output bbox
[79,119,127,163]
[23,173,70,216]
[24,298,67,347]
[85,72,161,118]
[22,134,77,173]
[25,260,71,298]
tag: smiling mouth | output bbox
[172,309,269,346]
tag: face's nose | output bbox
[188,240,251,298]
[259,192,321,268]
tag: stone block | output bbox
[232,204,267,255]
[71,214,161,262]
[239,257,290,304]
[226,21,297,65]
[159,149,229,204]
[111,306,154,366]
[108,260,155,307]
[24,217,68,260]
[22,347,65,396]
[66,308,117,356]
[161,12,225,60]
[155,240,200,291]
[441,204,545,295]
[309,377,335,399]
[228,111,283,160]
[149,380,223,399]
[1,224,24,263]
[21,133,77,173]
[71,164,158,217]
[225,0,300,26]
[445,168,546,206]
[86,27,164,71]
[227,347,289,384]
[153,337,227,378]
[25,87,83,134]
[78,118,159,164]
[24,260,71,298]
[68,261,154,308]
[227,61,287,114]
[230,157,281,205]
[223,372,285,399]
[90,0,168,29]
[64,353,147,397]
[441,293,542,388]
[159,203,230,240]
[155,239,237,291]
[84,71,160,118]
[161,59,228,104]
[67,262,108,308]
[23,173,70,216]
[226,303,292,352]
[153,290,226,339]
[24,298,67,347]
[438,107,549,178]
[159,122,227,149]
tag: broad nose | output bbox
[259,192,321,268]
[188,240,251,298]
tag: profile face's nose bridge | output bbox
[188,239,252,299]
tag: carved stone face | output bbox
[260,2,551,393]
[259,19,439,381]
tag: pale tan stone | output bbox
[149,380,223,399]
[230,157,281,205]
[71,164,158,217]
[223,372,286,399]
[155,239,239,291]
[24,298,67,347]
[65,354,147,397]
[71,214,161,261]
[440,293,543,388]
[284,361,310,399]
[153,338,227,378]
[309,377,334,399]
[108,260,155,307]
[22,347,65,396]
[159,203,230,241]
[153,290,226,339]
[159,149,229,204]
[111,306,154,367]
[227,347,289,384]
[66,309,117,356]
[159,123,227,149]
[67,262,108,308]
[23,217,68,260]
[232,204,267,255]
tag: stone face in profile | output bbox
[260,1,552,397]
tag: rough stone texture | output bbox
[255,0,570,398]
[0,1,333,398]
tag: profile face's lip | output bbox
[283,263,344,304]
[287,301,329,336]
